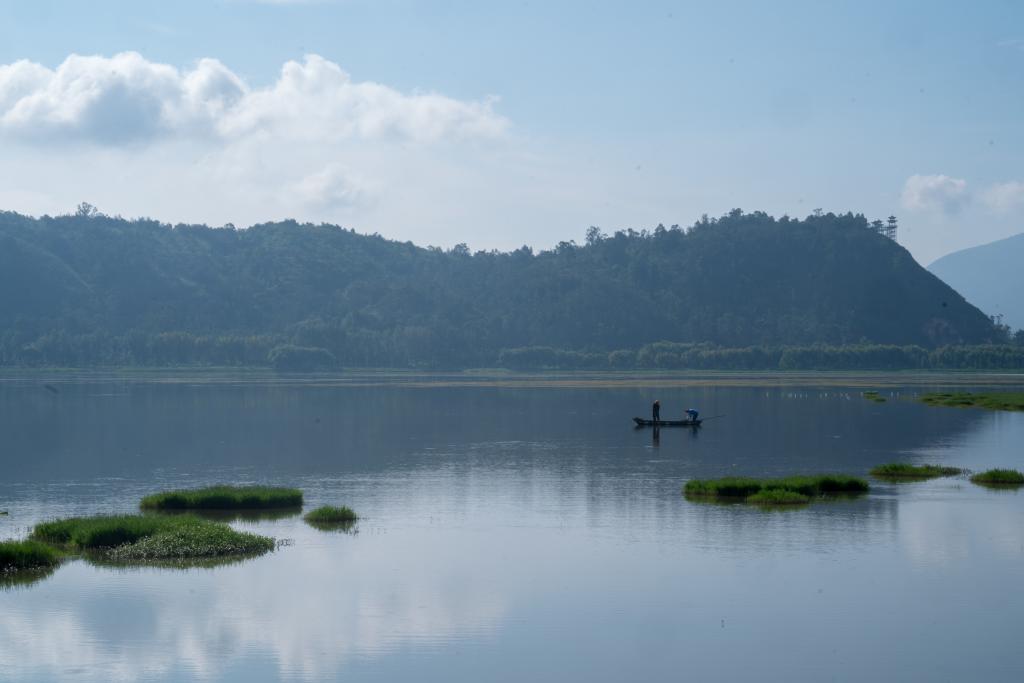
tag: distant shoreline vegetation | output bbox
[3,339,1024,371]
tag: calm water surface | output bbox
[1,374,1023,682]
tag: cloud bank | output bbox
[900,174,970,215]
[981,180,1024,213]
[0,52,507,145]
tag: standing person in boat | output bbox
[685,408,699,423]
[652,400,661,423]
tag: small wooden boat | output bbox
[633,417,701,427]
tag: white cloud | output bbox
[981,180,1024,213]
[0,52,507,146]
[290,163,374,209]
[0,51,680,255]
[219,55,506,143]
[900,174,969,215]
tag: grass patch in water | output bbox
[684,474,868,505]
[746,489,811,505]
[862,390,887,403]
[870,463,964,480]
[969,469,1024,487]
[140,485,303,511]
[683,477,763,498]
[920,392,1024,412]
[31,514,179,548]
[304,505,359,532]
[106,522,274,561]
[30,514,274,560]
[304,505,358,523]
[0,539,63,572]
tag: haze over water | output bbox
[2,374,1023,682]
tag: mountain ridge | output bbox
[0,208,999,367]
[929,231,1024,330]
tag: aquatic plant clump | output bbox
[746,489,811,505]
[683,474,869,505]
[920,392,1024,412]
[969,469,1024,487]
[870,463,964,479]
[683,478,763,498]
[140,485,303,511]
[30,514,274,560]
[31,514,180,549]
[765,475,869,495]
[106,523,274,561]
[862,391,887,403]
[0,540,63,572]
[304,505,358,524]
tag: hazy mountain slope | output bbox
[929,232,1024,330]
[0,209,997,366]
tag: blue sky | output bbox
[1,0,1022,263]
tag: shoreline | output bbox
[2,367,1024,389]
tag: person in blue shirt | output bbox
[685,408,699,423]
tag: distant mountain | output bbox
[929,232,1024,331]
[0,208,999,367]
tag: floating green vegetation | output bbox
[304,505,359,532]
[140,485,303,511]
[862,390,887,403]
[0,539,63,572]
[920,392,1024,412]
[30,514,274,561]
[683,477,763,498]
[683,474,868,505]
[870,463,964,480]
[746,489,811,506]
[304,505,358,524]
[33,514,183,548]
[106,522,274,562]
[969,469,1024,487]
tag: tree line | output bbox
[0,207,1007,370]
[4,332,1024,371]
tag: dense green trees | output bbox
[0,208,1009,369]
[494,343,1024,371]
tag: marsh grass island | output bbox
[969,468,1024,487]
[869,463,964,480]
[683,474,869,506]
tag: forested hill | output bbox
[0,208,999,367]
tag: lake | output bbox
[2,372,1023,682]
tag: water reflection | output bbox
[1,378,1023,682]
[304,519,358,534]
[156,508,304,523]
[84,553,265,572]
[0,566,57,592]
[0,535,509,682]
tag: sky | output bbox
[0,0,1022,264]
